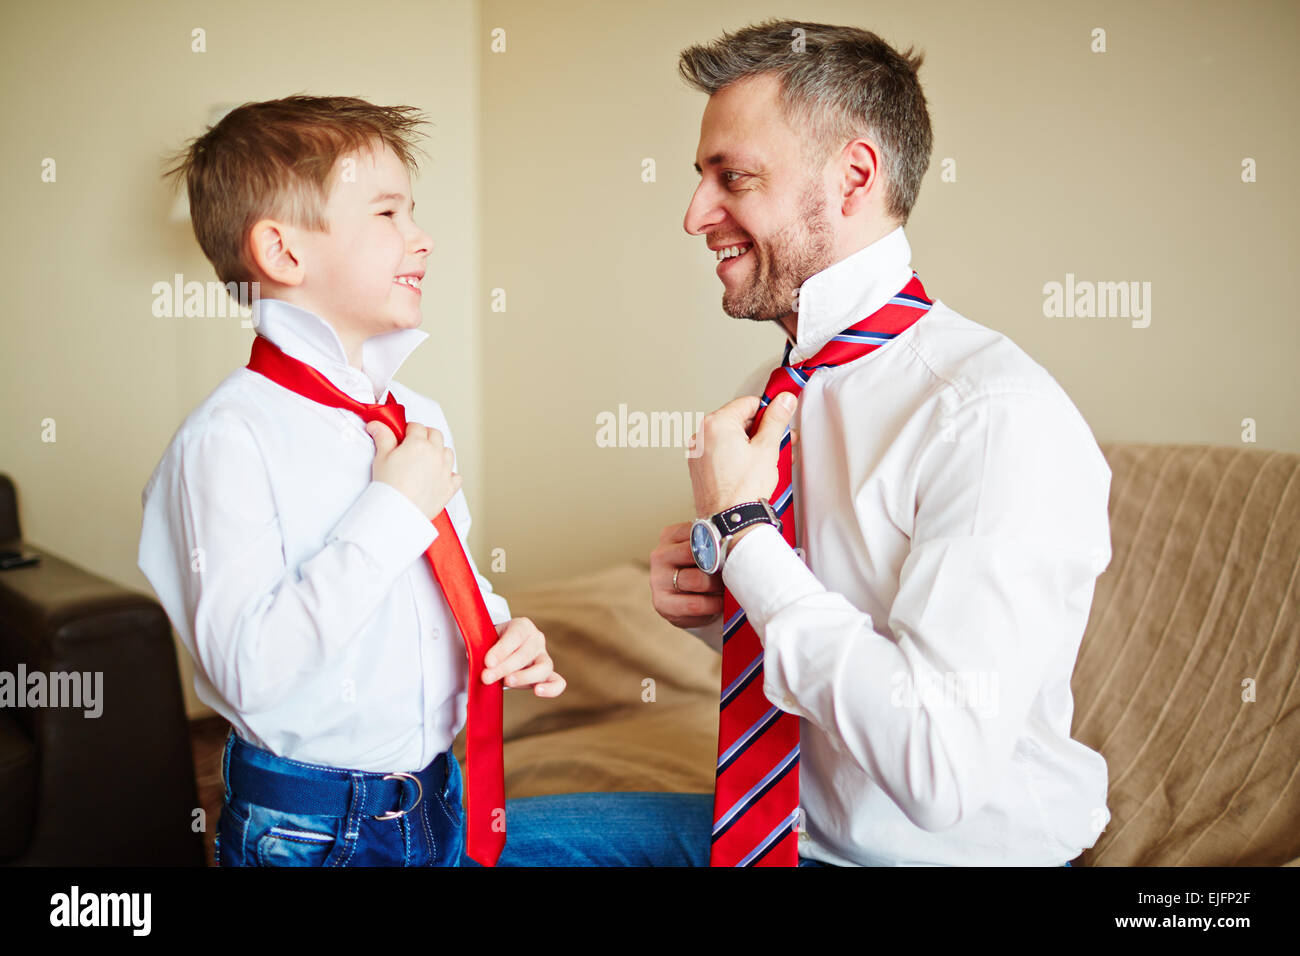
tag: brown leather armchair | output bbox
[0,473,205,865]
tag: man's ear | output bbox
[840,138,882,217]
[247,219,305,287]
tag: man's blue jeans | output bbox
[461,792,770,866]
[216,730,464,866]
[460,792,1074,866]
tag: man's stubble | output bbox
[721,179,836,325]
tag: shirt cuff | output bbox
[328,480,438,578]
[684,615,724,654]
[721,523,826,640]
[485,592,512,628]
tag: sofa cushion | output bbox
[455,562,720,796]
[1073,443,1300,865]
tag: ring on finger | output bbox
[673,568,682,592]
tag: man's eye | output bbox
[723,171,745,185]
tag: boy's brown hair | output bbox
[163,94,428,286]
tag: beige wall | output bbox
[478,0,1300,591]
[2,1,1296,716]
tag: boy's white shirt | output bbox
[688,226,1113,866]
[138,298,510,773]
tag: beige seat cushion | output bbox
[456,562,720,796]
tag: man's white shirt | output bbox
[689,226,1113,866]
[138,298,510,773]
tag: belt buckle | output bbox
[373,771,423,821]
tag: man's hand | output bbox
[481,617,566,697]
[687,393,798,517]
[650,521,724,628]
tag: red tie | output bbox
[710,271,933,866]
[246,335,506,867]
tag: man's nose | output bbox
[683,180,723,236]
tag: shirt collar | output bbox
[789,225,914,364]
[250,298,428,404]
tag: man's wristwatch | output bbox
[689,498,782,574]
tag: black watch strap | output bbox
[711,499,781,539]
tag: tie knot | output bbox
[362,399,406,438]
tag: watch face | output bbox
[691,521,719,573]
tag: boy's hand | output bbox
[481,617,565,697]
[366,420,461,520]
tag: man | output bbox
[479,19,1112,867]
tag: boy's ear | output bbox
[248,219,304,287]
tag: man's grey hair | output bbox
[678,19,933,225]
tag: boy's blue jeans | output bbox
[460,792,1075,867]
[216,730,464,866]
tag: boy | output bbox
[138,95,564,867]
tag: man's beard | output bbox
[721,181,835,323]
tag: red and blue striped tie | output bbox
[709,272,934,866]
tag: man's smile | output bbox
[711,241,754,277]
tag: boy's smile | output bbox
[272,140,434,367]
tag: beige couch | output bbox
[458,441,1300,866]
